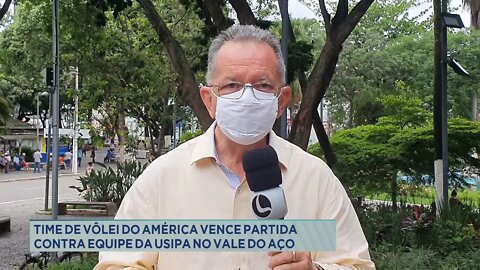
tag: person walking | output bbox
[91,147,96,163]
[64,149,73,169]
[77,148,82,167]
[4,152,11,173]
[33,149,42,173]
[13,154,20,171]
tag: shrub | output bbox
[371,245,480,269]
[47,254,97,270]
[71,160,147,206]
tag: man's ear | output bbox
[200,86,216,119]
[276,86,292,118]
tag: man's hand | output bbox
[267,251,317,270]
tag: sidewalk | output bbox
[0,169,78,183]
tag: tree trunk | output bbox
[347,97,354,128]
[136,0,213,130]
[472,90,478,120]
[312,110,337,167]
[204,0,232,31]
[115,103,128,162]
[0,0,12,22]
[158,123,165,156]
[227,0,256,25]
[391,176,398,212]
[289,40,342,149]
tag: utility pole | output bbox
[51,0,60,220]
[279,0,289,139]
[72,66,79,174]
[433,0,449,214]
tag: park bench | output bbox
[0,216,10,233]
[58,201,117,216]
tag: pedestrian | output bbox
[91,147,96,163]
[33,149,42,173]
[13,154,20,171]
[0,154,7,174]
[82,144,87,157]
[77,148,82,167]
[64,149,73,169]
[86,162,95,176]
[96,25,375,270]
[4,152,11,173]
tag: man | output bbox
[77,148,82,167]
[96,25,375,270]
[13,153,20,171]
[64,149,73,169]
[33,149,42,173]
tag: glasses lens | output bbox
[218,83,244,99]
[214,82,280,100]
[252,90,277,100]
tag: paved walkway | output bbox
[0,169,77,183]
[0,193,81,269]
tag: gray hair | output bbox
[206,25,286,86]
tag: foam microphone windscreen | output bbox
[242,146,282,192]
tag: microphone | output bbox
[243,146,287,219]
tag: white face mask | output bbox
[215,87,279,145]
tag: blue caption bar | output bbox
[30,219,336,252]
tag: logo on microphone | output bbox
[252,194,272,218]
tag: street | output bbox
[0,173,98,269]
[0,174,80,205]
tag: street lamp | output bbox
[434,9,465,213]
[36,92,49,150]
[441,12,465,28]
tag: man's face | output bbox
[200,40,291,119]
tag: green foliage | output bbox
[178,129,203,144]
[431,219,477,254]
[371,246,480,270]
[73,160,147,206]
[310,90,480,196]
[356,202,479,256]
[46,254,98,270]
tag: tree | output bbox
[464,0,480,29]
[86,0,374,168]
[287,0,374,168]
[309,95,480,208]
[326,0,429,129]
[463,0,480,120]
[0,0,12,22]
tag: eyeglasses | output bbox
[208,82,282,100]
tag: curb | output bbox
[0,173,80,183]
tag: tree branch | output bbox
[227,0,256,25]
[312,110,336,167]
[204,0,232,32]
[334,0,374,44]
[318,0,331,36]
[0,0,12,22]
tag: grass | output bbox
[366,186,480,207]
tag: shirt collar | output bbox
[190,121,289,169]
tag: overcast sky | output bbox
[289,0,471,27]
